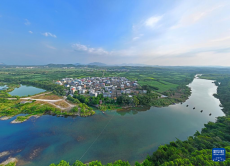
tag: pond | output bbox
[0,77,225,165]
[8,85,46,97]
[0,85,8,90]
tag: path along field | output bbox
[20,93,75,111]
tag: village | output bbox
[56,77,147,99]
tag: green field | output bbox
[138,80,178,93]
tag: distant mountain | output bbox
[74,63,82,66]
[0,62,5,65]
[113,63,147,66]
[88,62,107,66]
[47,64,76,67]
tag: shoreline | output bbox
[0,151,10,158]
[0,116,13,120]
[0,158,17,166]
[10,115,41,124]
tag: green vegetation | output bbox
[79,103,95,116]
[0,83,20,98]
[67,95,81,104]
[138,80,178,93]
[200,74,230,116]
[16,115,31,122]
[0,162,16,166]
[67,95,95,116]
[72,93,119,111]
[0,98,68,119]
[50,160,130,166]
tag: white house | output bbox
[79,89,87,94]
[90,92,97,97]
[126,89,131,94]
[77,86,82,90]
[71,87,76,94]
[103,92,111,98]
[55,81,63,85]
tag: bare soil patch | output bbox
[31,94,62,100]
[54,101,70,108]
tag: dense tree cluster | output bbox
[73,94,116,106]
[50,160,130,166]
[67,95,80,104]
[79,103,95,116]
[214,77,230,116]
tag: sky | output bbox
[0,0,230,66]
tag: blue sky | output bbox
[1,0,230,66]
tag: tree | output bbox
[133,96,139,106]
[72,160,86,166]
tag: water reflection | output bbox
[116,106,151,116]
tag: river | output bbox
[0,77,225,165]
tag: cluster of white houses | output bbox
[56,77,147,99]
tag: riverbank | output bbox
[11,115,41,124]
[0,158,17,166]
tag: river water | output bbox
[0,77,225,165]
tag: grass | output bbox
[16,115,31,122]
[0,99,58,118]
[138,80,178,93]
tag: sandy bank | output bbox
[0,116,13,120]
[11,115,41,124]
[0,158,17,165]
[11,119,24,124]
[0,151,10,158]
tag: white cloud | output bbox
[211,36,230,42]
[132,37,140,41]
[72,43,108,55]
[145,16,162,27]
[73,43,88,51]
[42,32,57,38]
[132,34,144,41]
[28,31,33,34]
[24,19,30,26]
[46,45,56,49]
[72,43,139,57]
[171,3,224,29]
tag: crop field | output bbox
[138,80,178,93]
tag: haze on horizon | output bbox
[0,0,230,66]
